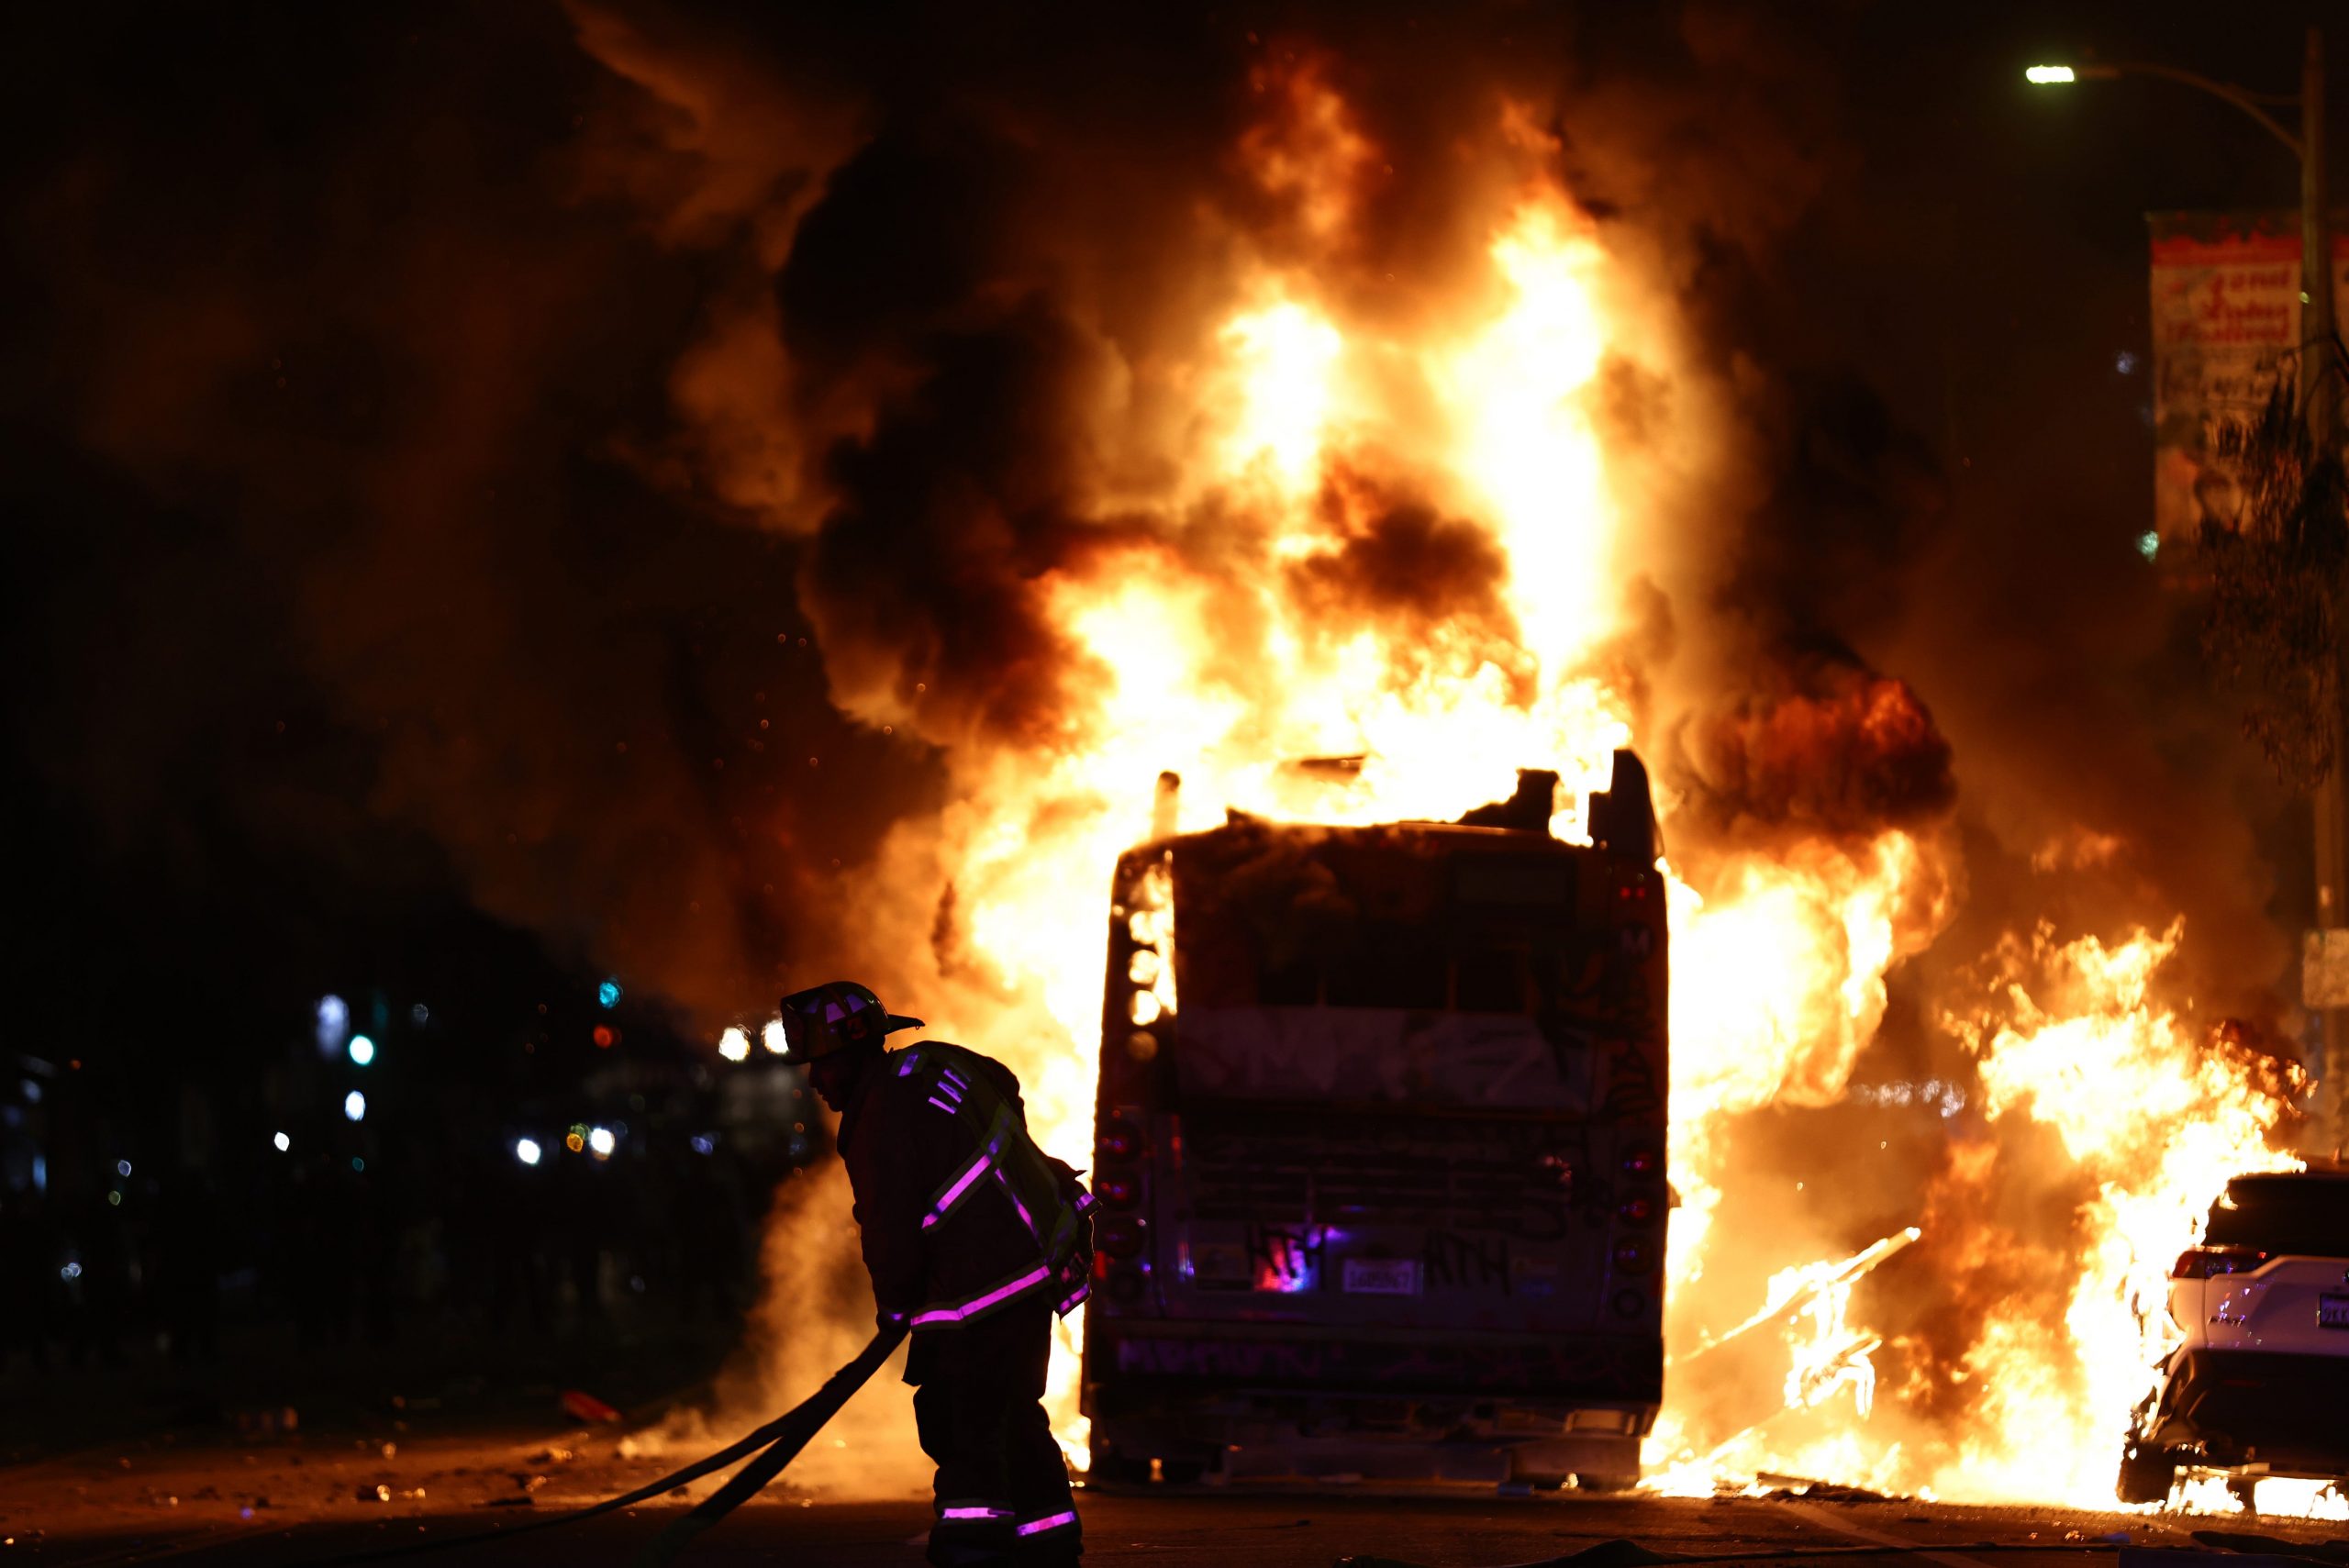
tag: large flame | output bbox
[777,70,2310,1511]
[917,181,1641,1467]
[1931,925,2303,1503]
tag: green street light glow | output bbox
[2026,64,2077,85]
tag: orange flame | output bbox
[757,68,2309,1512]
[1931,925,2302,1504]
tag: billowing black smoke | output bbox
[1,1,1889,1025]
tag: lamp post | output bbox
[2031,29,2342,1146]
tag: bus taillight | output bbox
[1098,1115,1145,1162]
[1101,1217,1147,1260]
[1097,1173,1141,1209]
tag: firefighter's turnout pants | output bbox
[910,1300,1078,1566]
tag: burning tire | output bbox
[2114,1438,2174,1506]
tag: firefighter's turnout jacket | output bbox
[836,1040,1094,1340]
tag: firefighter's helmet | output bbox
[777,981,924,1062]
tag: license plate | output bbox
[1341,1258,1420,1296]
[2321,1292,2349,1330]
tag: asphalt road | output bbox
[4,1436,2344,1568]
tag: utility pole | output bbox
[2032,28,2343,1149]
[2302,25,2345,1152]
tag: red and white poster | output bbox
[2149,210,2349,550]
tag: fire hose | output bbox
[298,1322,907,1567]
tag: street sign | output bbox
[2147,211,2349,560]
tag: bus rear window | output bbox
[1452,855,1576,910]
[1455,947,1526,1011]
[1243,935,1519,1012]
[1325,937,1447,1009]
[1170,838,1592,1015]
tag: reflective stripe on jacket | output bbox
[838,1040,1095,1331]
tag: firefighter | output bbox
[780,981,1095,1568]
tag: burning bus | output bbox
[1081,750,1668,1488]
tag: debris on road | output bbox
[561,1391,622,1424]
[1755,1475,1898,1505]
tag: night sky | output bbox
[4,0,2341,1151]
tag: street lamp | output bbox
[2032,31,2344,1145]
[2026,58,2307,158]
[2024,35,2332,437]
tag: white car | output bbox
[2119,1167,2349,1504]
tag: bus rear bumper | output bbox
[1083,1323,1658,1486]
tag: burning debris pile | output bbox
[16,4,2321,1513]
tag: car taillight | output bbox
[2172,1246,2269,1279]
[1098,1116,1144,1162]
[1611,1239,1654,1273]
[1621,1145,1660,1178]
[1618,1196,1656,1226]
